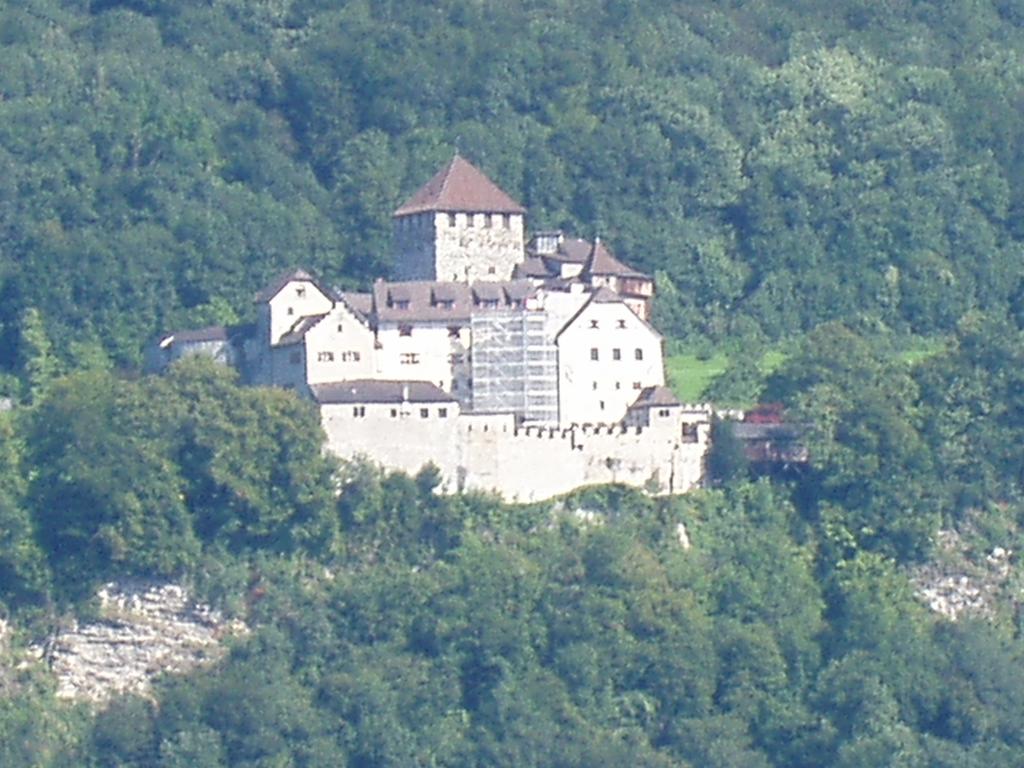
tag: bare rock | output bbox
[34,579,247,705]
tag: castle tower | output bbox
[393,155,526,282]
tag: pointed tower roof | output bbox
[394,155,526,216]
[582,238,648,279]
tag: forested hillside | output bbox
[2,0,1024,372]
[7,1,1024,765]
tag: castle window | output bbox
[420,407,429,418]
[590,348,599,361]
[612,348,621,361]
[400,352,420,365]
[448,213,456,227]
[589,320,599,329]
[439,408,448,418]
[353,406,366,418]
[399,324,413,336]
[617,319,627,329]
[318,351,334,362]
[635,348,644,360]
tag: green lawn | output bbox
[665,335,944,405]
[664,352,730,403]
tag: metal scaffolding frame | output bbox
[470,309,558,424]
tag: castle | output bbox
[149,156,712,501]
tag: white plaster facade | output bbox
[556,292,665,426]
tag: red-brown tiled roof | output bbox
[583,239,649,279]
[394,155,525,216]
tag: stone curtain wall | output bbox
[320,406,710,502]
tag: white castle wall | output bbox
[320,404,710,503]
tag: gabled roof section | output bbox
[371,279,536,323]
[630,386,681,410]
[555,286,663,340]
[311,380,456,405]
[254,268,334,304]
[582,239,649,279]
[393,155,526,217]
[276,313,329,347]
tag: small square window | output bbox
[590,320,599,329]
[488,266,496,274]
[617,319,626,329]
[399,324,413,337]
[287,307,295,316]
[420,408,429,418]
[352,406,365,417]
[635,348,644,361]
[590,348,599,361]
[439,408,448,418]
[296,286,306,298]
[633,381,642,390]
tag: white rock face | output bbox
[35,580,245,705]
[910,530,1014,621]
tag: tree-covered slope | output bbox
[2,0,1024,372]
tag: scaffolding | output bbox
[470,309,558,424]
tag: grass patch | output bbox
[665,352,730,403]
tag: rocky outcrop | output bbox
[910,529,1015,621]
[32,580,246,705]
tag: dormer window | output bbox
[393,299,410,310]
